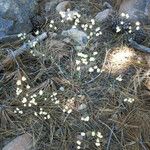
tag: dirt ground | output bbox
[0,0,150,150]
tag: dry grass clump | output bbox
[102,46,137,74]
[1,0,150,150]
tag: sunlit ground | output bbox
[103,46,136,74]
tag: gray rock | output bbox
[62,28,88,47]
[0,0,38,42]
[119,0,150,24]
[56,1,71,13]
[95,8,113,22]
[45,1,58,13]
[2,133,33,150]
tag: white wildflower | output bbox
[81,132,86,136]
[93,51,98,55]
[16,80,21,86]
[95,142,100,147]
[76,140,81,145]
[135,21,140,26]
[21,76,26,81]
[89,67,94,73]
[26,85,30,89]
[126,14,129,19]
[89,57,95,62]
[39,90,43,96]
[92,131,96,136]
[136,26,140,30]
[121,13,125,17]
[116,26,121,33]
[97,132,103,138]
[76,66,81,71]
[22,97,27,103]
[47,114,50,119]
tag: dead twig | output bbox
[128,38,150,53]
[8,32,48,59]
[0,32,48,70]
[106,123,115,150]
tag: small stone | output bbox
[56,1,71,13]
[62,28,88,47]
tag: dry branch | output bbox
[128,38,150,53]
[9,32,48,59]
[0,32,48,70]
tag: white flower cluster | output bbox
[116,75,123,82]
[29,90,43,107]
[87,28,102,39]
[124,98,135,103]
[81,20,102,39]
[28,39,38,48]
[49,20,57,30]
[59,10,102,40]
[76,132,87,149]
[62,105,72,114]
[62,98,75,114]
[15,76,45,114]
[81,115,90,122]
[135,21,140,30]
[81,19,95,31]
[16,76,27,96]
[27,94,38,107]
[91,131,103,147]
[76,52,88,71]
[88,65,101,73]
[51,92,59,104]
[59,9,81,23]
[76,51,100,73]
[14,107,23,114]
[116,13,129,33]
[72,16,80,29]
[35,108,50,119]
[95,27,102,37]
[16,86,23,96]
[120,13,129,19]
[116,13,141,33]
[22,92,41,107]
[76,140,82,149]
[76,131,103,149]
[17,33,26,40]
